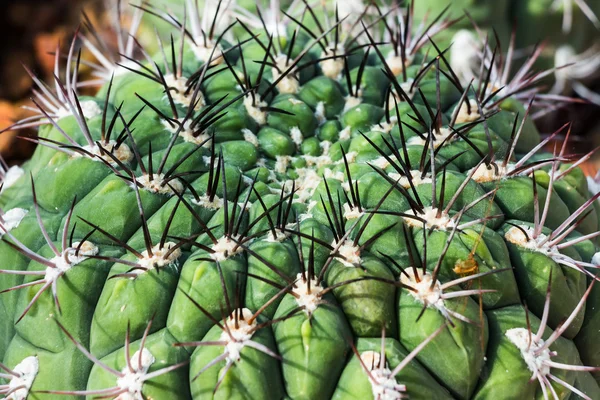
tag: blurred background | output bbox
[0,0,100,165]
[0,0,599,176]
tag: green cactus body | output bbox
[1,2,600,400]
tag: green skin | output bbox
[556,162,591,199]
[325,254,397,338]
[267,95,319,139]
[473,305,597,399]
[332,337,453,400]
[353,171,421,214]
[273,294,351,400]
[212,109,258,143]
[103,72,174,120]
[245,193,294,236]
[300,136,322,156]
[491,99,541,154]
[347,130,396,163]
[398,284,489,400]
[189,314,285,400]
[0,172,32,211]
[13,244,121,354]
[0,304,10,363]
[0,211,63,318]
[125,195,205,253]
[384,102,437,139]
[61,175,167,244]
[139,141,209,179]
[238,35,317,85]
[317,120,342,142]
[89,252,182,358]
[340,104,385,134]
[382,64,461,112]
[481,174,572,231]
[0,212,63,359]
[86,328,191,400]
[258,127,297,158]
[245,238,301,319]
[349,213,416,276]
[298,76,346,119]
[34,154,113,214]
[436,129,508,172]
[298,218,335,276]
[536,172,599,236]
[167,251,247,346]
[575,282,600,382]
[220,141,259,171]
[3,334,92,399]
[340,66,389,107]
[340,141,457,180]
[409,170,505,230]
[119,108,178,153]
[3,7,600,399]
[500,221,588,339]
[192,164,244,202]
[412,225,521,309]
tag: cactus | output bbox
[1,1,600,399]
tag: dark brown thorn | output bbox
[129,169,154,256]
[241,191,294,240]
[61,196,78,259]
[436,168,448,219]
[222,54,246,92]
[132,3,195,43]
[262,18,346,99]
[220,153,230,236]
[428,36,463,93]
[282,10,327,53]
[29,176,60,257]
[323,179,344,238]
[301,0,327,38]
[167,234,214,254]
[378,250,410,279]
[319,276,373,297]
[319,195,340,242]
[286,29,299,66]
[449,126,488,161]
[282,229,335,252]
[161,137,211,180]
[341,148,359,208]
[124,322,135,373]
[251,186,278,240]
[430,217,463,290]
[282,181,296,229]
[479,45,498,102]
[177,288,224,330]
[232,240,295,285]
[449,80,475,127]
[55,318,123,376]
[367,163,424,213]
[234,174,257,237]
[248,278,298,325]
[354,46,371,95]
[358,223,398,252]
[353,183,398,249]
[78,217,143,258]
